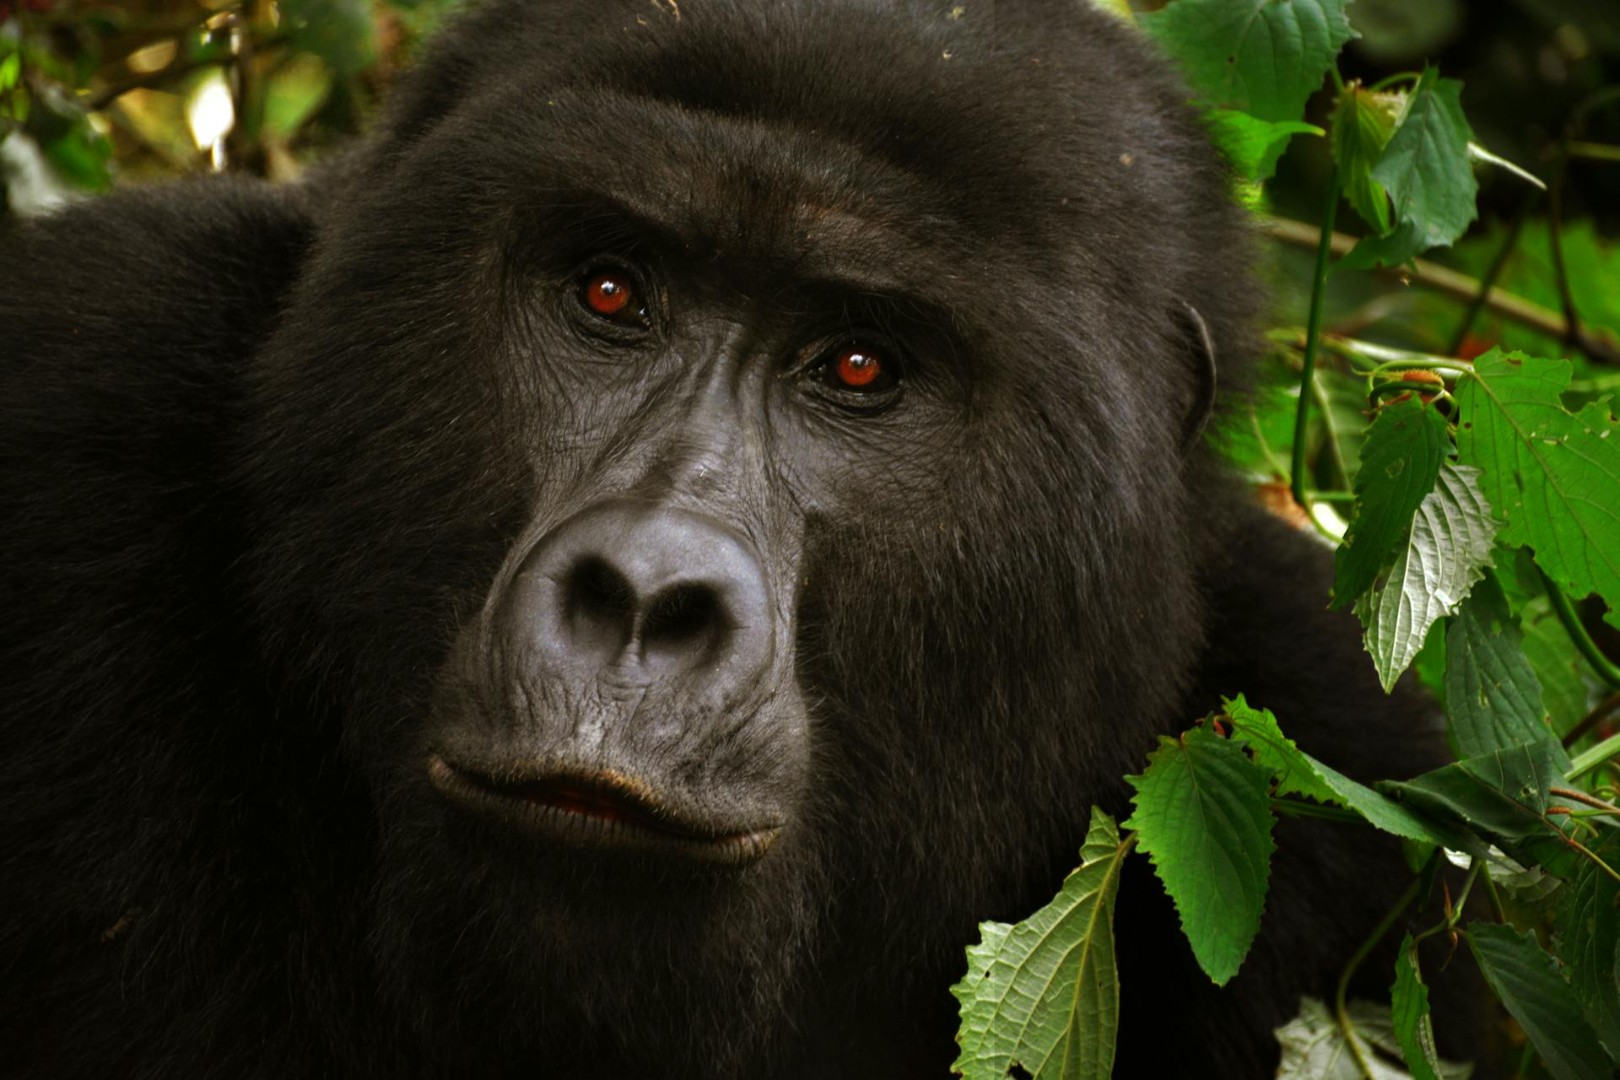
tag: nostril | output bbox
[641,583,728,658]
[563,556,637,653]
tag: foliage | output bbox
[955,1,1620,1077]
[1,0,456,213]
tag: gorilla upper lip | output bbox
[426,755,781,867]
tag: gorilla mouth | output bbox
[426,755,781,867]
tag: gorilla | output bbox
[0,1,1473,1077]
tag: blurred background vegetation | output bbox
[2,0,1618,365]
[0,0,455,210]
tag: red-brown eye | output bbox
[579,270,643,323]
[832,347,885,390]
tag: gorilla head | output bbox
[235,2,1248,1072]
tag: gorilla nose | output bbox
[515,503,773,691]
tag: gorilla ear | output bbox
[1177,302,1219,454]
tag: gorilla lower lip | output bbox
[426,756,779,867]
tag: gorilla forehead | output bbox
[397,0,1203,264]
[487,90,971,300]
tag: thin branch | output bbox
[1290,172,1342,511]
[1335,877,1421,1079]
[1568,140,1620,164]
[1550,786,1620,816]
[1261,216,1620,366]
[84,56,230,112]
[1546,145,1585,358]
[1447,190,1538,356]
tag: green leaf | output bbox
[1369,68,1478,253]
[1467,922,1613,1080]
[1356,463,1499,692]
[1332,399,1450,610]
[0,50,21,94]
[1454,350,1620,629]
[40,120,112,193]
[1443,220,1620,360]
[1142,0,1356,124]
[1203,109,1321,182]
[1222,696,1465,848]
[1273,997,1466,1079]
[1559,832,1620,1062]
[952,808,1130,1080]
[1443,575,1567,766]
[1340,219,1428,272]
[1381,741,1570,869]
[1391,936,1444,1080]
[264,53,334,138]
[1332,84,1405,233]
[280,0,377,75]
[1124,727,1275,986]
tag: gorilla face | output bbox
[237,1,1246,1069]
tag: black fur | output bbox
[0,2,1473,1077]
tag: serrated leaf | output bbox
[1333,84,1405,233]
[1370,68,1478,253]
[1203,109,1321,182]
[1142,0,1356,124]
[1223,696,1465,848]
[1559,831,1620,1062]
[1454,350,1620,630]
[952,808,1130,1080]
[1392,936,1445,1080]
[1333,399,1450,609]
[1274,997,1466,1079]
[1467,922,1613,1080]
[1123,727,1274,986]
[1381,741,1571,870]
[1444,575,1567,766]
[1356,464,1499,692]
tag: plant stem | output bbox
[1568,732,1620,783]
[1540,569,1620,690]
[1291,171,1342,511]
[1447,192,1537,356]
[1550,786,1620,816]
[1334,877,1420,1079]
[1567,140,1620,164]
[1262,216,1620,365]
[1478,868,1508,923]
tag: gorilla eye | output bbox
[834,348,883,389]
[577,269,647,327]
[825,345,898,396]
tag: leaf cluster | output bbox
[956,2,1620,1077]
